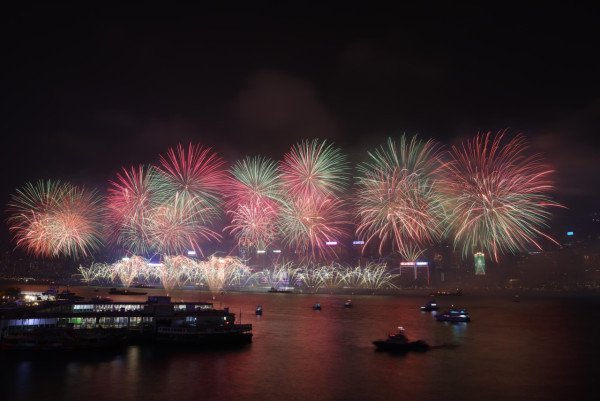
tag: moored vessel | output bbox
[0,295,251,350]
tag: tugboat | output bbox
[255,305,263,316]
[373,326,430,353]
[313,302,322,311]
[344,299,352,308]
[435,306,470,322]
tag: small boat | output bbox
[435,306,470,322]
[90,295,112,303]
[56,288,84,301]
[313,302,322,311]
[429,289,462,296]
[268,287,291,293]
[133,283,154,289]
[513,294,520,302]
[420,299,439,311]
[344,299,352,308]
[108,288,147,295]
[255,305,263,316]
[373,327,429,353]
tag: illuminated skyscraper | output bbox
[474,252,486,275]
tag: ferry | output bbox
[0,295,252,350]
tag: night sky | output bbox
[1,2,598,252]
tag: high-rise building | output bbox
[474,252,486,275]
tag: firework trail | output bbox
[7,180,105,258]
[355,135,445,257]
[280,139,349,200]
[441,130,562,262]
[111,255,147,289]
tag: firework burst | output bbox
[224,156,282,251]
[278,197,350,261]
[225,156,282,209]
[355,135,445,256]
[7,180,105,258]
[146,194,221,255]
[280,139,349,200]
[441,130,562,262]
[157,143,226,214]
[225,201,279,251]
[106,165,164,255]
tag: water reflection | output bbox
[2,287,600,401]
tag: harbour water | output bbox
[1,285,599,401]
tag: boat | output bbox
[344,299,352,308]
[429,289,462,296]
[133,283,154,289]
[57,290,84,301]
[513,294,520,302]
[313,302,322,310]
[435,306,470,322]
[420,299,439,311]
[42,286,84,301]
[90,295,111,303]
[108,288,147,295]
[255,305,263,315]
[373,326,430,353]
[268,287,291,293]
[0,295,252,350]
